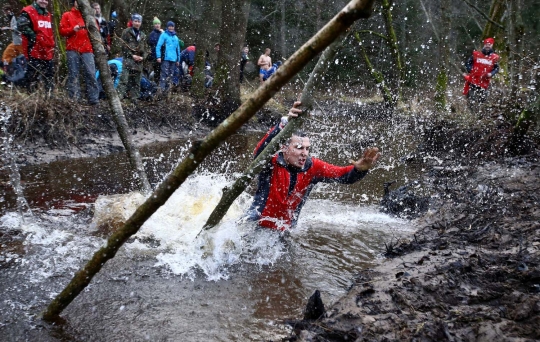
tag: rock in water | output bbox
[303,290,325,320]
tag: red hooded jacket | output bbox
[463,50,499,95]
[60,7,94,53]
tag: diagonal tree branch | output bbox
[461,0,505,30]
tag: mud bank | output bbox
[288,123,540,341]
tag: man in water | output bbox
[257,47,271,84]
[247,101,380,231]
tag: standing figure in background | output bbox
[156,21,181,91]
[92,3,110,56]
[239,46,249,83]
[117,14,147,100]
[60,0,99,105]
[2,4,24,66]
[147,17,163,83]
[257,48,271,84]
[463,37,500,106]
[17,0,55,95]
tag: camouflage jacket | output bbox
[120,27,147,72]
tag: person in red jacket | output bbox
[60,0,99,105]
[247,101,381,231]
[17,0,55,95]
[462,37,500,105]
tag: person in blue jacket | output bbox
[156,21,181,91]
[96,57,156,100]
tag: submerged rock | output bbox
[380,180,429,219]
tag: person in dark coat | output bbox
[117,13,147,100]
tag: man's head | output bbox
[166,21,175,32]
[131,13,142,29]
[153,17,161,30]
[483,37,494,50]
[70,0,77,9]
[243,46,249,53]
[36,0,48,9]
[92,3,101,16]
[265,48,271,55]
[3,4,13,15]
[215,43,220,52]
[282,131,310,169]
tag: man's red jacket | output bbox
[59,7,94,53]
[247,122,368,230]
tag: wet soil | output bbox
[287,120,540,341]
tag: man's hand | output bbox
[288,101,302,118]
[157,58,161,63]
[349,147,380,172]
[133,55,143,62]
[1,27,10,31]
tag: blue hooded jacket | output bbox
[156,30,181,62]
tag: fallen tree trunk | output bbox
[42,0,376,322]
[79,0,151,194]
[201,33,348,231]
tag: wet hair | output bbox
[285,130,308,145]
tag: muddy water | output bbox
[0,110,424,341]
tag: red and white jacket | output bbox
[247,122,368,230]
[21,4,55,60]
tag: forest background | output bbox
[1,0,539,110]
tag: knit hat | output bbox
[166,21,175,28]
[131,13,142,22]
[111,11,117,19]
[483,37,495,45]
[153,17,161,25]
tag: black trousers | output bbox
[25,57,54,94]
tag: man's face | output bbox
[167,25,174,32]
[93,5,101,15]
[283,136,310,169]
[154,23,161,30]
[36,0,48,9]
[483,42,493,50]
[265,49,271,56]
[243,47,249,54]
[132,19,141,29]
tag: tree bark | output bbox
[380,0,403,99]
[434,0,450,112]
[214,0,251,116]
[354,33,393,107]
[79,0,151,194]
[41,0,376,322]
[202,33,348,231]
[509,0,524,120]
[192,0,222,99]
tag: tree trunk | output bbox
[41,0,376,322]
[202,33,348,231]
[52,0,66,77]
[354,33,393,107]
[509,0,524,120]
[434,0,450,112]
[280,0,287,57]
[381,0,403,101]
[192,0,222,99]
[214,0,251,119]
[80,0,151,194]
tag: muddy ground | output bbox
[1,89,539,341]
[287,121,540,341]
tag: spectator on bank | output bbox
[2,4,24,66]
[147,17,163,82]
[92,2,110,55]
[180,45,196,76]
[156,21,181,91]
[17,0,55,95]
[239,46,249,83]
[117,13,147,100]
[60,0,99,105]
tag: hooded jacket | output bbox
[120,27,147,72]
[59,7,94,53]
[156,30,181,62]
